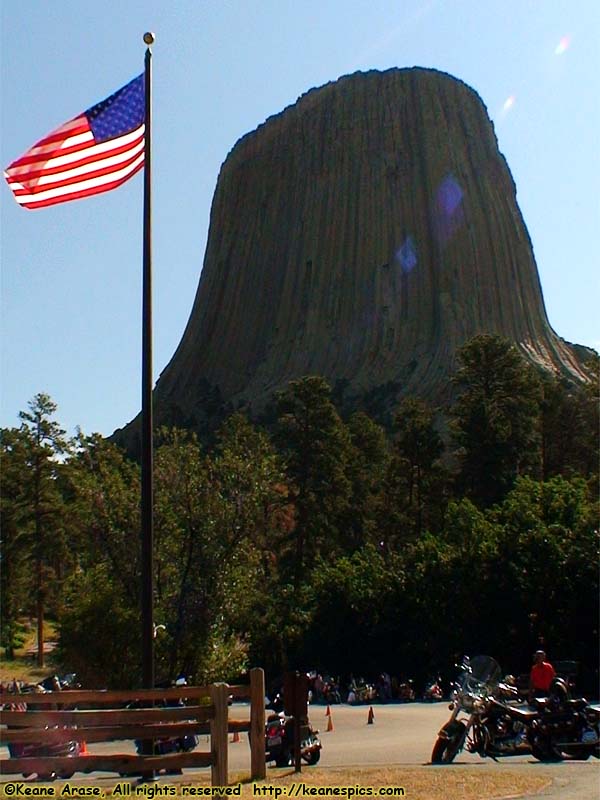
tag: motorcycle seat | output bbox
[507,706,538,721]
[540,699,588,714]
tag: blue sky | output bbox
[1,0,598,437]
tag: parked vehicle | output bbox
[130,677,198,765]
[347,679,376,704]
[39,673,81,693]
[529,678,600,761]
[397,680,416,702]
[431,655,541,763]
[424,677,444,702]
[3,677,82,780]
[265,712,321,767]
[322,677,342,705]
[431,655,600,764]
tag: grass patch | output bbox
[235,767,550,800]
[85,766,553,800]
[0,618,59,685]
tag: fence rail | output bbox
[0,667,266,785]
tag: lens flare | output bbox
[438,175,463,216]
[395,236,418,274]
[503,95,516,113]
[555,35,571,56]
[433,174,465,246]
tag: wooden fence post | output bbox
[250,667,266,780]
[210,682,229,786]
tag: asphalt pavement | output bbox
[2,701,598,798]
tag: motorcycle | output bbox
[3,677,82,780]
[347,680,376,704]
[128,677,198,772]
[397,680,416,702]
[265,712,322,767]
[528,678,600,761]
[432,656,600,764]
[322,678,342,705]
[39,673,81,693]
[432,655,540,763]
[424,677,444,702]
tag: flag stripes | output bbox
[4,74,144,209]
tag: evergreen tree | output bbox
[451,335,541,506]
[390,398,445,538]
[275,376,353,587]
[540,356,599,481]
[342,411,389,551]
[12,394,70,665]
[58,433,141,686]
[1,427,33,657]
[66,432,141,597]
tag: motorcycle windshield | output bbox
[461,656,502,694]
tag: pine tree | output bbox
[275,376,353,587]
[13,394,69,665]
[451,335,541,506]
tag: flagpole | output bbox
[141,31,155,691]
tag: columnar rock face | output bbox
[116,68,587,441]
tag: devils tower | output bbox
[115,67,587,444]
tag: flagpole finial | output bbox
[143,31,155,46]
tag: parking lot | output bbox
[2,701,599,799]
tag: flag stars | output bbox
[86,74,144,143]
[4,72,145,208]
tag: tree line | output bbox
[1,335,598,691]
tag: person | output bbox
[528,650,556,700]
[313,673,325,702]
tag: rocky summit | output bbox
[114,67,587,445]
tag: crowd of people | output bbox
[307,671,437,704]
[304,650,569,706]
[1,650,569,706]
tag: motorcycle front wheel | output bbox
[431,722,466,764]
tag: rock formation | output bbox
[114,67,588,444]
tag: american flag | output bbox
[4,74,145,209]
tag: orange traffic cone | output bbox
[367,706,374,725]
[231,730,241,743]
[326,712,334,732]
[79,740,89,755]
[325,705,331,717]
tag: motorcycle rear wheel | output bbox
[303,749,321,765]
[274,750,292,767]
[531,737,562,762]
[431,723,466,764]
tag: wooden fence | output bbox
[0,667,266,785]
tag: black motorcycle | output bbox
[3,676,82,781]
[432,656,600,764]
[127,677,198,772]
[265,712,321,767]
[528,679,600,761]
[39,673,81,693]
